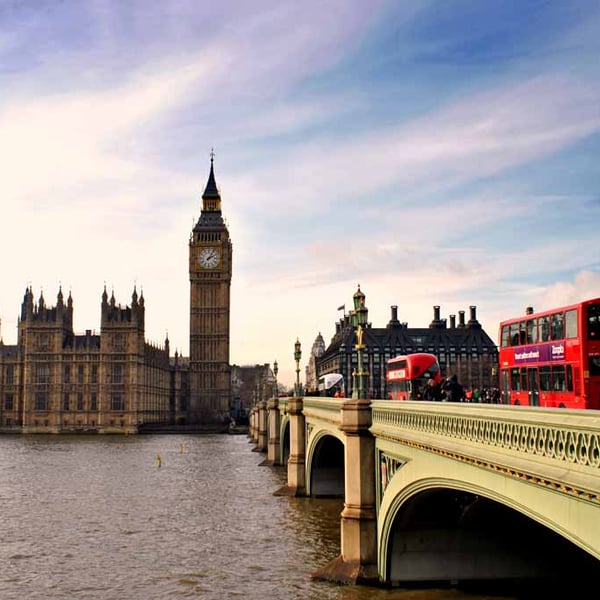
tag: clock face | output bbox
[199,247,220,269]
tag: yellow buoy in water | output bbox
[156,454,162,468]
[179,442,185,454]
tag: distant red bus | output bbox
[386,353,441,401]
[498,298,600,409]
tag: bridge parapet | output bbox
[302,397,344,440]
[371,402,600,500]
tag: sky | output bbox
[2,0,600,388]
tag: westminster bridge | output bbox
[249,397,600,587]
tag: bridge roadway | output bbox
[249,397,600,588]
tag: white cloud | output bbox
[226,75,600,218]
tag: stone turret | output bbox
[101,286,145,332]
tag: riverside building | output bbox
[307,286,498,398]
[0,157,233,433]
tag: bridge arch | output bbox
[279,414,290,467]
[306,430,345,498]
[378,451,600,586]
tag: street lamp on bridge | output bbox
[294,339,302,397]
[351,285,369,399]
[273,359,278,398]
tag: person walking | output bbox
[423,378,443,401]
[442,374,465,402]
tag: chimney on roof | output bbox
[458,310,465,328]
[388,305,401,328]
[430,305,445,329]
[449,314,456,328]
[467,305,481,329]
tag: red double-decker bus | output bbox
[386,353,441,401]
[498,298,600,409]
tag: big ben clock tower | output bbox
[189,153,232,426]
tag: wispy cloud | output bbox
[230,75,600,218]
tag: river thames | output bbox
[0,433,515,600]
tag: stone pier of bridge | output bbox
[268,395,378,584]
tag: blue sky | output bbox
[2,1,600,387]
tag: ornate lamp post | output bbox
[351,285,369,399]
[273,360,278,398]
[294,339,302,397]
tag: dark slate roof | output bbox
[0,344,18,358]
[194,211,226,229]
[73,334,101,350]
[202,158,220,200]
[319,321,497,363]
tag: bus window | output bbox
[587,303,600,340]
[539,366,552,392]
[520,367,528,391]
[410,381,423,400]
[551,312,564,340]
[501,369,510,404]
[540,317,550,342]
[589,355,600,377]
[501,325,510,348]
[518,321,527,345]
[565,309,578,339]
[510,368,521,391]
[572,366,581,396]
[526,318,537,344]
[510,323,521,346]
[528,367,539,406]
[566,364,573,392]
[552,365,566,392]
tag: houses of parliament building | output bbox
[0,157,232,433]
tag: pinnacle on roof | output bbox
[202,150,220,200]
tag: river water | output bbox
[0,434,513,600]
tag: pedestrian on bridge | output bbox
[423,378,443,401]
[442,374,465,402]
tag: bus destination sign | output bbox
[514,342,565,364]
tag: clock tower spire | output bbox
[189,152,232,428]
[202,149,220,205]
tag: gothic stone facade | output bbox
[0,159,233,433]
[0,286,171,433]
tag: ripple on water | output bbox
[0,435,516,600]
